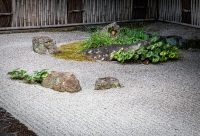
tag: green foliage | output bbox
[8,69,50,84]
[24,74,34,84]
[33,69,49,83]
[116,27,149,44]
[7,68,27,80]
[82,27,149,50]
[82,30,116,50]
[111,41,180,63]
[111,48,136,63]
[110,48,139,63]
[150,36,159,43]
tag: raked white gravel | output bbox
[0,31,200,136]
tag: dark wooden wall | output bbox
[0,0,12,27]
[67,0,83,23]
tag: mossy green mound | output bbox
[54,41,95,62]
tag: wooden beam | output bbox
[0,19,156,31]
[0,13,13,16]
[158,19,200,29]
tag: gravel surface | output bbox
[0,29,200,136]
[145,22,200,39]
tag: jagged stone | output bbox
[32,36,58,54]
[101,22,121,36]
[94,77,121,90]
[41,72,81,93]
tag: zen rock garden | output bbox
[7,22,200,93]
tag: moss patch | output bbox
[54,41,95,62]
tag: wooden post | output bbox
[198,0,200,26]
[156,0,159,20]
[12,0,16,27]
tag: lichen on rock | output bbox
[42,71,81,93]
[94,77,121,90]
[32,36,58,54]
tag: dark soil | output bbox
[0,108,37,136]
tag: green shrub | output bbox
[117,27,149,44]
[82,30,116,50]
[110,41,180,63]
[82,27,149,50]
[8,69,50,84]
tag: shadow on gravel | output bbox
[0,108,37,136]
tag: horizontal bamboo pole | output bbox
[0,19,156,31]
[158,19,200,29]
[0,13,13,16]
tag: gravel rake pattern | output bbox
[0,30,200,136]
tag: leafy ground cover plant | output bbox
[110,41,180,63]
[8,69,50,84]
[82,27,149,50]
[7,68,27,80]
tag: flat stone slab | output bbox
[83,41,150,61]
[94,77,121,90]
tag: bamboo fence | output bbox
[158,0,200,27]
[159,0,182,22]
[11,0,67,27]
[8,0,156,29]
[1,0,200,29]
[83,0,156,23]
[191,0,200,26]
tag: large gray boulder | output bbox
[94,77,121,90]
[32,36,58,54]
[83,41,150,61]
[41,72,81,93]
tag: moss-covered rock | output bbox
[54,41,95,62]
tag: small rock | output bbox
[187,48,200,52]
[94,77,121,90]
[143,60,150,65]
[0,108,6,113]
[184,39,200,49]
[41,72,81,93]
[164,36,186,46]
[32,36,58,54]
[101,22,121,36]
